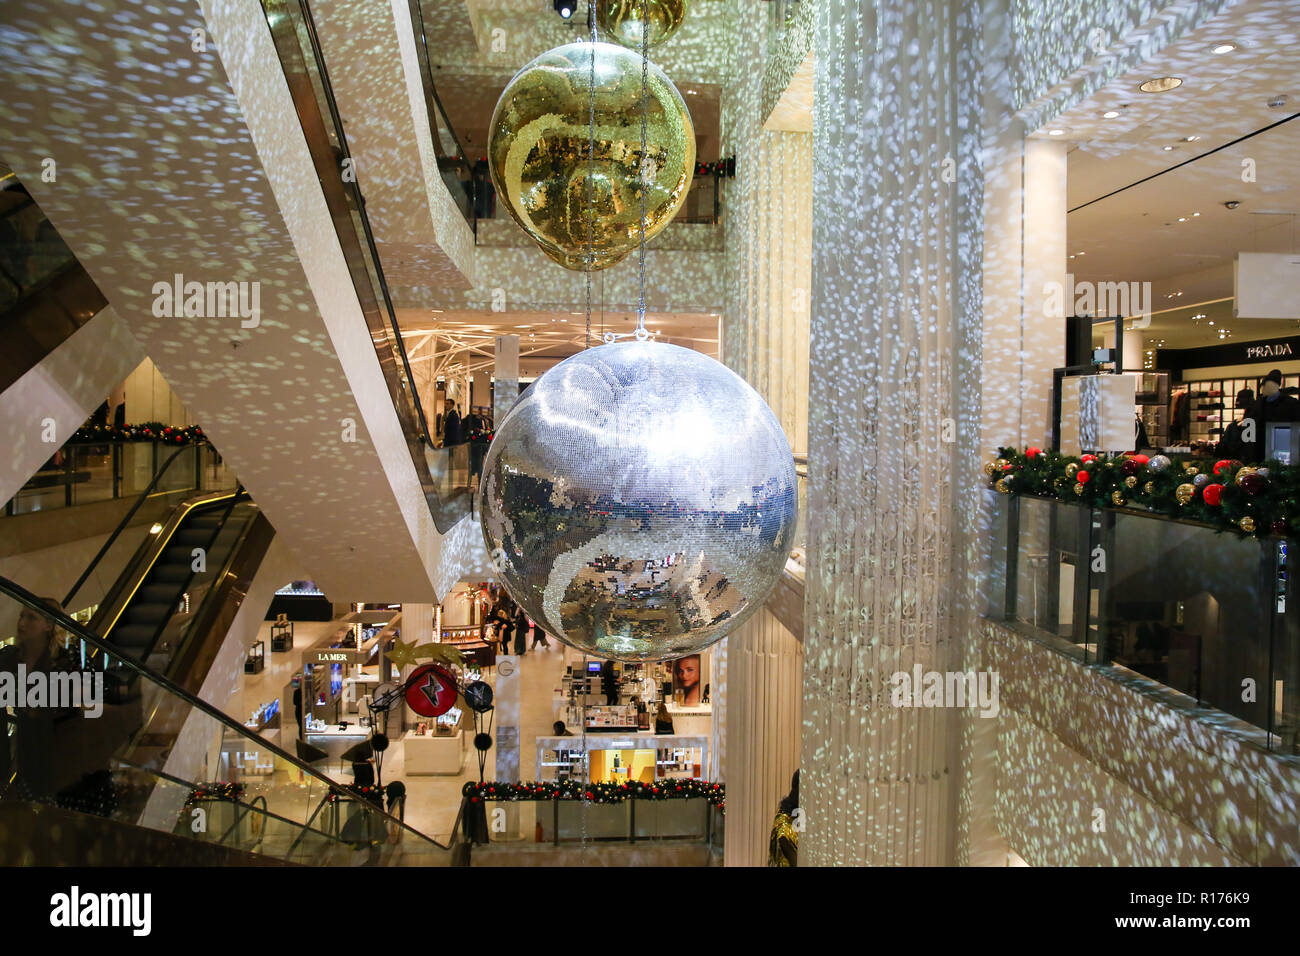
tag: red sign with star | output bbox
[405,663,458,717]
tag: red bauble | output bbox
[1002,462,1014,472]
[1213,459,1239,476]
[1239,473,1265,496]
[1026,446,1042,458]
[1077,470,1091,484]
[1130,454,1149,465]
[1081,454,1098,464]
[1202,484,1223,506]
[1120,459,1140,476]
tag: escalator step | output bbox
[112,625,154,650]
[138,584,179,604]
[152,565,189,583]
[125,602,173,627]
[173,530,211,547]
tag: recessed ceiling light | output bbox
[1162,145,1174,151]
[1140,76,1182,93]
[1193,212,1200,216]
[1102,110,1120,119]
[1211,43,1237,55]
[1048,129,1065,136]
[1177,217,1186,222]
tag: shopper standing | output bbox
[444,405,462,446]
[1242,369,1300,462]
[512,607,528,656]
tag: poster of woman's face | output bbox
[672,654,702,706]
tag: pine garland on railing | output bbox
[185,782,244,804]
[70,422,206,445]
[985,446,1299,539]
[462,779,725,812]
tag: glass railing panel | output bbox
[1103,509,1271,725]
[0,582,451,863]
[991,490,1299,752]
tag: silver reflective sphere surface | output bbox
[478,341,797,662]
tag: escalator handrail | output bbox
[278,0,433,447]
[0,574,450,851]
[62,442,203,610]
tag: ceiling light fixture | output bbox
[1048,129,1065,136]
[1102,110,1120,119]
[1211,43,1237,54]
[553,0,574,18]
[1162,145,1174,151]
[1139,76,1182,93]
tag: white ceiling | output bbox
[1040,0,1300,348]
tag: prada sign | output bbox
[1157,334,1300,375]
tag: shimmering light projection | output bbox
[478,341,796,662]
[801,0,983,867]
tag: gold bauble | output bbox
[1175,483,1195,505]
[1239,516,1256,533]
[995,478,1011,494]
[1234,467,1257,487]
[1143,481,1155,495]
[488,42,695,271]
[1111,491,1126,506]
[1073,483,1085,496]
[1065,462,1078,477]
[1124,476,1137,489]
[597,0,688,49]
[1184,466,1199,477]
[982,460,998,477]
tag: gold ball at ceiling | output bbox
[488,41,695,271]
[597,0,689,49]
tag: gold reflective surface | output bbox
[488,41,695,271]
[596,0,689,49]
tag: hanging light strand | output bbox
[584,0,598,349]
[635,0,650,339]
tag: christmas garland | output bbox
[186,782,244,804]
[71,422,206,445]
[462,779,725,813]
[985,447,1299,539]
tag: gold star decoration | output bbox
[386,638,420,670]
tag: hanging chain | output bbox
[584,0,598,350]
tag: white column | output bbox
[718,8,811,867]
[723,609,802,866]
[803,0,982,866]
[494,334,520,423]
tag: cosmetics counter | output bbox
[535,733,709,783]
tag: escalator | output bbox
[0,576,456,865]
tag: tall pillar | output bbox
[718,5,811,866]
[803,0,982,866]
[494,334,520,423]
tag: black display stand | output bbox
[271,620,294,652]
[244,640,265,674]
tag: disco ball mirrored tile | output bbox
[478,341,796,662]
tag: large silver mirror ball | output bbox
[478,341,797,662]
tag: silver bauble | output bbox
[478,341,797,662]
[1147,454,1172,473]
[1193,473,1210,488]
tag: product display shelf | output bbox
[1177,373,1300,453]
[1136,371,1170,448]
